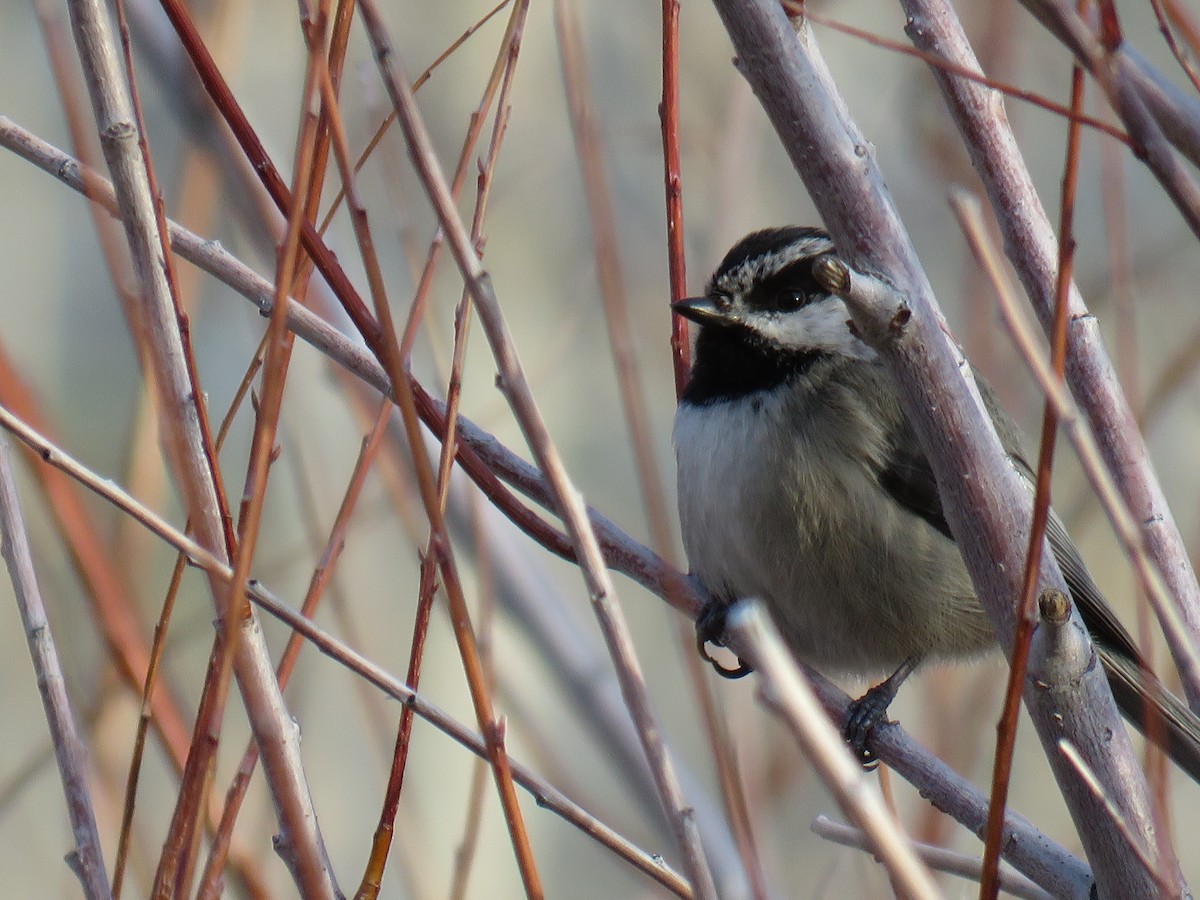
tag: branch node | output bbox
[1038,588,1072,628]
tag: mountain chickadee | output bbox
[673,225,1200,774]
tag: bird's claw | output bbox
[843,657,918,768]
[696,599,753,679]
[844,681,899,769]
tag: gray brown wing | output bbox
[1042,510,1143,667]
[982,380,1200,779]
[878,411,1140,669]
[882,377,1200,779]
[877,437,953,541]
[976,377,1146,666]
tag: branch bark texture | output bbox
[63,1,336,894]
[706,1,1183,895]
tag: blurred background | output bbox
[2,0,1200,896]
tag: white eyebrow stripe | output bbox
[709,235,835,298]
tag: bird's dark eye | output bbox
[714,293,734,311]
[776,289,808,310]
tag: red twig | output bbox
[0,401,693,897]
[155,0,381,347]
[356,5,531,896]
[980,48,1085,900]
[317,0,513,237]
[797,5,1131,146]
[1161,0,1200,65]
[198,400,392,900]
[352,5,546,894]
[661,0,691,395]
[659,3,766,896]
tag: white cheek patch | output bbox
[748,296,876,359]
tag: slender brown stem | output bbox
[0,111,1114,896]
[124,336,267,899]
[344,6,545,894]
[659,4,766,896]
[661,0,691,394]
[358,2,718,895]
[901,0,1200,709]
[198,400,393,900]
[152,6,328,890]
[317,0,513,237]
[981,49,1085,900]
[67,0,337,892]
[1149,0,1200,93]
[357,6,530,895]
[798,5,1130,145]
[156,0,380,346]
[0,401,692,898]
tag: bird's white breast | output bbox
[674,392,798,603]
[673,383,990,674]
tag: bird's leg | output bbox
[845,656,921,767]
[695,596,752,679]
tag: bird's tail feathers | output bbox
[1100,648,1200,785]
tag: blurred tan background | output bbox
[2,0,1200,896]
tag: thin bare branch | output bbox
[354,4,717,896]
[955,194,1200,700]
[1056,741,1169,886]
[1018,0,1200,237]
[556,8,753,892]
[155,0,379,345]
[0,401,692,899]
[198,400,392,898]
[798,6,1131,145]
[899,0,1200,710]
[356,3,533,894]
[726,602,942,900]
[811,817,1052,900]
[62,0,336,892]
[0,438,111,899]
[981,46,1086,900]
[0,119,1099,898]
[702,4,1177,892]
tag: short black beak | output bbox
[671,295,731,327]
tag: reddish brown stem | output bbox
[357,7,530,894]
[155,0,381,347]
[199,400,392,900]
[660,0,691,395]
[980,51,1086,900]
[799,6,1131,146]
